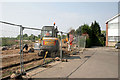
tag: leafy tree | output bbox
[23,34,28,37]
[76,24,91,36]
[81,24,90,34]
[75,26,82,35]
[29,34,35,41]
[16,35,20,40]
[2,37,18,46]
[75,21,104,47]
[101,30,106,37]
[90,21,102,46]
[90,21,101,37]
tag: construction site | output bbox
[0,21,87,79]
[0,21,118,80]
[0,2,119,80]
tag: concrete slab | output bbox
[27,47,118,78]
[69,48,118,78]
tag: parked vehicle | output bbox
[115,42,120,49]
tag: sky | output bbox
[0,2,118,37]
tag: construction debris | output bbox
[61,59,68,62]
[55,57,60,61]
[2,46,9,51]
[28,48,34,53]
[10,71,22,79]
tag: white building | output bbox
[106,14,120,46]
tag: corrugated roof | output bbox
[106,13,120,24]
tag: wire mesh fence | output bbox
[75,35,86,50]
[1,22,21,78]
[1,21,62,78]
[1,23,20,49]
[0,21,87,78]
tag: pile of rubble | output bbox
[2,45,19,51]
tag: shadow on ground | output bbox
[84,56,91,58]
[66,55,81,59]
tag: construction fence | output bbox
[0,21,86,78]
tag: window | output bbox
[108,36,120,41]
[108,23,118,29]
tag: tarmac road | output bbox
[28,47,118,79]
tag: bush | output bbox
[2,38,18,46]
[86,38,91,48]
[98,37,105,46]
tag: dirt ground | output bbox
[1,43,76,78]
[2,49,20,55]
[1,48,43,77]
[2,50,41,68]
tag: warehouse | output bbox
[106,14,120,46]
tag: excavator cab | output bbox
[41,26,58,38]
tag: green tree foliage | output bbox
[76,24,91,36]
[75,21,105,47]
[16,34,40,41]
[16,35,20,40]
[90,21,104,46]
[75,26,82,35]
[23,34,28,37]
[101,30,106,37]
[86,38,92,48]
[90,21,101,37]
[2,37,18,46]
[81,24,91,35]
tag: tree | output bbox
[90,21,101,37]
[75,21,104,47]
[75,26,82,35]
[17,34,29,40]
[81,24,90,34]
[23,34,28,37]
[101,30,106,37]
[29,34,35,41]
[76,24,91,36]
[16,35,20,40]
[90,21,102,46]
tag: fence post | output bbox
[60,32,63,59]
[84,36,86,48]
[20,25,25,74]
[19,25,22,74]
[21,26,25,74]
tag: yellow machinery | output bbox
[37,23,59,57]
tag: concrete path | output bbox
[69,47,118,78]
[28,47,118,78]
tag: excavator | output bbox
[35,23,60,57]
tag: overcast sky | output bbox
[0,2,118,37]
